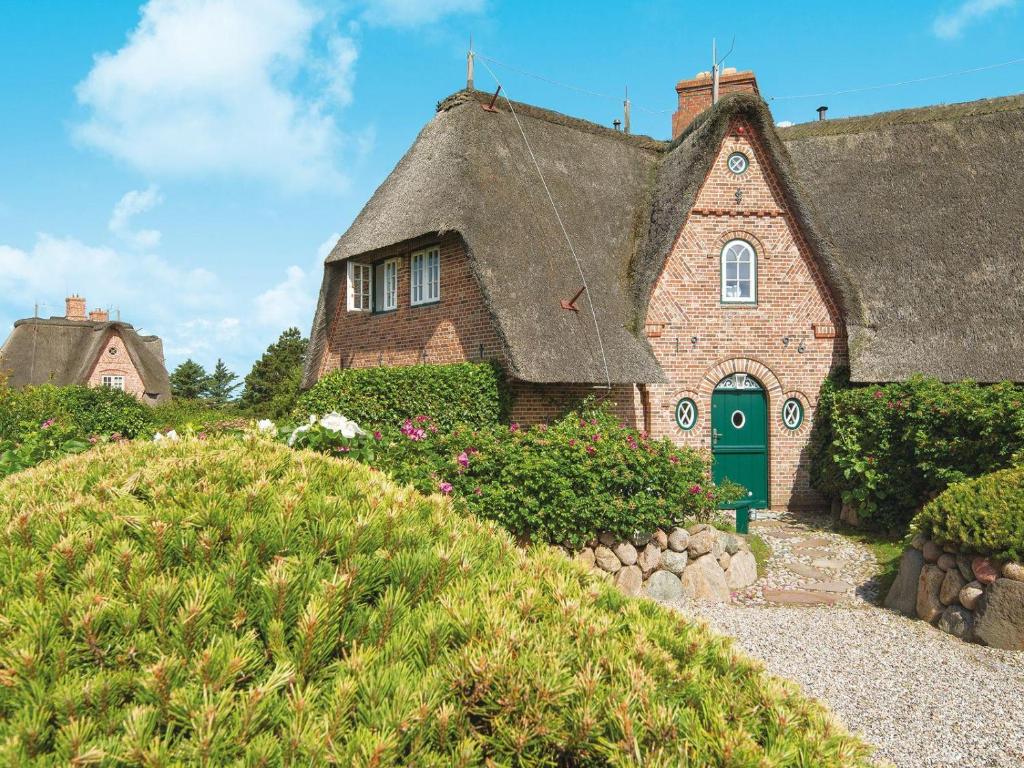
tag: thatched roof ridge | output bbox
[0,317,171,399]
[781,92,1024,382]
[308,89,666,386]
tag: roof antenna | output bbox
[624,85,631,134]
[712,35,736,105]
[467,34,474,91]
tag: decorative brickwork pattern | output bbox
[86,332,147,400]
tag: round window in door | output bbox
[675,397,698,430]
[711,373,769,508]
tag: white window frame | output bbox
[347,262,372,311]
[380,258,399,311]
[101,375,125,390]
[720,239,756,304]
[410,246,440,306]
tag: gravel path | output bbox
[669,514,1024,767]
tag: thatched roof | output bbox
[0,317,171,400]
[307,87,1024,387]
[780,94,1024,382]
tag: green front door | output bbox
[712,374,769,508]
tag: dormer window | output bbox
[721,240,756,304]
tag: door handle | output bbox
[712,428,720,447]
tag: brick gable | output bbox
[86,331,148,400]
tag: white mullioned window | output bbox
[373,258,399,311]
[347,262,372,311]
[410,246,440,305]
[721,239,756,303]
[102,375,125,390]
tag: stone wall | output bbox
[573,523,758,603]
[884,535,1024,650]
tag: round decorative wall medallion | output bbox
[727,151,749,175]
[108,346,118,356]
[782,398,804,429]
[675,398,698,431]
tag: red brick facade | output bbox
[86,331,148,401]
[672,70,760,139]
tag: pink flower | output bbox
[373,430,382,441]
[591,433,601,442]
[438,481,453,495]
[457,451,470,468]
[415,415,429,424]
[509,422,520,433]
[586,445,596,455]
[537,424,548,432]
[689,484,702,495]
[474,486,482,495]
[88,436,98,445]
[41,418,55,429]
[874,390,884,399]
[669,455,679,464]
[428,423,438,433]
[705,490,714,500]
[336,445,351,453]
[569,438,577,447]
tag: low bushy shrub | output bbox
[911,465,1024,562]
[286,406,741,548]
[0,438,868,765]
[0,419,92,479]
[147,398,249,435]
[0,383,151,442]
[296,362,507,430]
[812,376,1024,530]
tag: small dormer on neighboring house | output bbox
[0,296,171,404]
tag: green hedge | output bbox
[812,375,1024,530]
[147,398,249,434]
[296,362,507,429]
[0,438,868,765]
[911,465,1024,562]
[0,383,151,442]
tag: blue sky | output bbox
[0,0,1020,380]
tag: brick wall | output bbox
[642,118,847,509]
[672,70,759,139]
[86,331,147,400]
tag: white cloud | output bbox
[933,0,1017,38]
[253,232,338,329]
[109,186,163,249]
[74,0,356,189]
[361,0,484,26]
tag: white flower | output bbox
[308,414,317,424]
[287,423,311,447]
[153,429,179,442]
[153,432,164,442]
[256,419,276,434]
[318,412,366,439]
[166,430,179,441]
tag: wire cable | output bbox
[476,56,613,389]
[769,56,1024,101]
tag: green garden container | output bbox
[735,503,752,535]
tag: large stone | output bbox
[725,550,758,589]
[718,531,743,555]
[645,570,684,603]
[972,557,999,585]
[1001,562,1024,582]
[687,528,716,557]
[938,605,975,641]
[688,523,711,535]
[959,581,984,611]
[613,541,638,566]
[637,542,661,577]
[787,562,830,580]
[718,551,732,570]
[597,532,616,547]
[614,565,643,596]
[652,529,668,550]
[922,540,942,562]
[916,564,945,623]
[939,568,967,606]
[575,547,596,569]
[936,553,957,572]
[680,555,730,602]
[910,532,928,550]
[667,528,689,552]
[763,589,841,606]
[884,548,925,616]
[630,531,652,548]
[956,555,974,582]
[975,578,1024,650]
[661,549,689,575]
[594,546,621,573]
[710,537,724,561]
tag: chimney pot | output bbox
[672,68,760,139]
[817,105,828,121]
[65,295,87,321]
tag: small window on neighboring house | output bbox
[374,258,399,312]
[347,262,371,311]
[721,240,756,304]
[102,375,125,390]
[410,247,440,306]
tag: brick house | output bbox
[304,71,1024,510]
[0,296,171,404]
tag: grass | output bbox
[836,525,905,602]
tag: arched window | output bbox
[721,240,756,304]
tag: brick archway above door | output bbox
[697,357,784,400]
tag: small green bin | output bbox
[735,503,752,535]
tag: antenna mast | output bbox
[467,34,474,90]
[623,86,631,134]
[712,39,719,105]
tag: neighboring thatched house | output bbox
[1,296,171,404]
[304,69,1024,509]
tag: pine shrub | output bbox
[296,362,507,430]
[0,438,869,766]
[911,465,1024,562]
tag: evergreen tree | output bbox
[241,328,308,416]
[204,359,241,406]
[169,359,208,400]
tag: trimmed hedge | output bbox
[0,438,869,765]
[296,362,507,430]
[0,383,151,442]
[911,465,1024,562]
[812,375,1024,530]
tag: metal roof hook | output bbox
[560,285,586,312]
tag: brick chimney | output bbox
[671,68,760,139]
[65,295,86,321]
[89,308,109,322]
